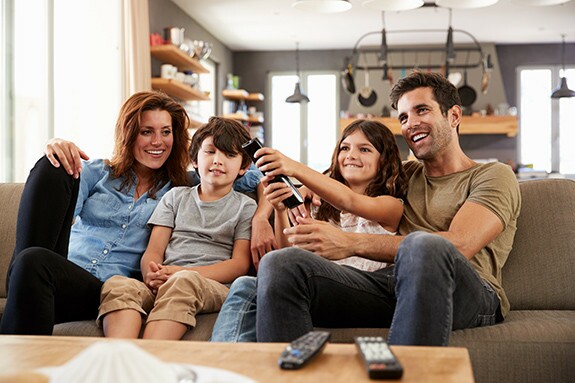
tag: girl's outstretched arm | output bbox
[256,148,403,232]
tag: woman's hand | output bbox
[45,138,89,179]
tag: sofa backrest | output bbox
[0,183,24,299]
[2,179,574,311]
[503,178,575,310]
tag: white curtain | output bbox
[121,0,151,98]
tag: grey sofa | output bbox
[1,179,574,383]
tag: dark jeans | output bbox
[0,156,102,335]
[256,231,501,346]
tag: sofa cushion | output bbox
[503,179,575,310]
[0,183,24,299]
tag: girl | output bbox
[211,119,407,342]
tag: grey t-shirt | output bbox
[148,186,257,267]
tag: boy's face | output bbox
[193,135,247,190]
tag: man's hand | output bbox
[250,215,277,270]
[284,217,354,261]
[45,138,89,179]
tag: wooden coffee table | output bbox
[0,335,474,382]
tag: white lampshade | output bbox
[362,0,424,11]
[292,0,352,13]
[436,0,500,8]
[511,0,571,5]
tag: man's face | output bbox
[397,87,455,161]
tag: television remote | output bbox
[278,331,331,370]
[242,137,304,209]
[354,336,403,380]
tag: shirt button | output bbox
[128,205,132,210]
[122,224,127,229]
[103,250,108,254]
[91,260,97,264]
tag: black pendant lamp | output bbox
[551,35,575,99]
[286,42,310,103]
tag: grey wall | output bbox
[497,43,575,107]
[148,2,575,165]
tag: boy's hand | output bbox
[144,262,183,293]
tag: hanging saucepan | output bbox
[341,62,356,94]
[458,69,477,107]
[358,66,377,107]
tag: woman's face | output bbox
[337,129,381,194]
[132,109,174,177]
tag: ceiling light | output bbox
[436,0,500,8]
[292,0,352,13]
[286,43,310,103]
[551,34,575,98]
[512,0,571,5]
[362,0,424,11]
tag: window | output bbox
[1,0,121,182]
[519,66,575,175]
[268,71,339,172]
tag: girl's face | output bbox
[337,129,381,194]
[132,109,174,177]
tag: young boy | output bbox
[97,117,257,340]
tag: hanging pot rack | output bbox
[346,28,493,77]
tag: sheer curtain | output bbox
[121,0,151,98]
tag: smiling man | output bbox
[255,71,521,346]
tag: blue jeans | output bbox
[256,231,501,345]
[211,276,258,342]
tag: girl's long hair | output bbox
[107,91,190,199]
[314,119,407,224]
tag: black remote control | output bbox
[354,337,403,380]
[278,331,331,370]
[242,137,304,209]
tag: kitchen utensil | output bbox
[458,69,477,107]
[163,27,184,46]
[481,54,491,94]
[448,72,462,87]
[190,40,212,60]
[358,65,377,107]
[341,62,356,94]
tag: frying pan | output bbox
[358,66,377,107]
[341,63,356,94]
[457,69,477,107]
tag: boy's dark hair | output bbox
[190,117,252,175]
[389,71,462,132]
[315,119,408,224]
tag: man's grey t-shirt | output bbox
[148,186,257,267]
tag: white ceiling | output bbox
[171,0,575,51]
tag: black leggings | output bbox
[0,156,102,335]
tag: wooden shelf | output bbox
[150,45,208,73]
[339,116,518,137]
[222,89,264,101]
[151,78,210,102]
[223,113,264,124]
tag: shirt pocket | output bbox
[80,192,122,227]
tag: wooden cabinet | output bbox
[150,45,210,128]
[222,89,264,125]
[339,116,518,137]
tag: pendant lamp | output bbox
[551,35,575,98]
[292,0,352,13]
[286,43,310,103]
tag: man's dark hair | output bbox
[389,71,462,117]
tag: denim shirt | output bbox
[67,160,262,282]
